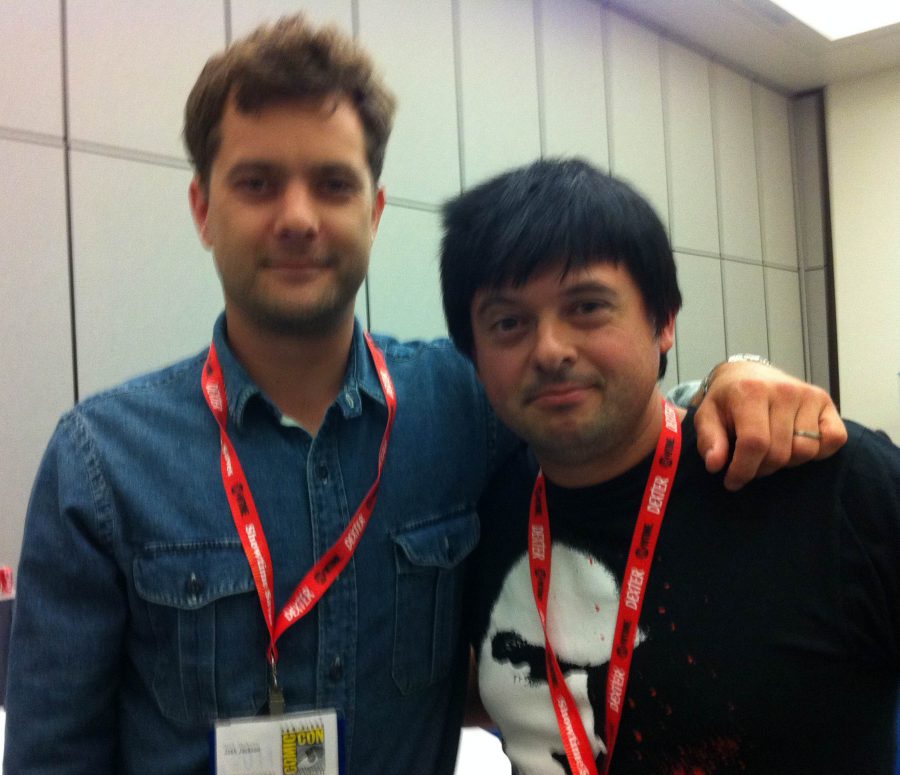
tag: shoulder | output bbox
[371,333,470,370]
[829,422,900,666]
[830,420,900,537]
[370,333,483,397]
[839,420,899,469]
[793,419,900,503]
[61,349,208,439]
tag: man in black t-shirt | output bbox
[439,159,900,774]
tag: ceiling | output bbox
[602,0,900,94]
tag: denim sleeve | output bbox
[4,414,126,773]
[666,380,701,408]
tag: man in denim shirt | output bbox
[4,14,846,775]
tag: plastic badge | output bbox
[214,707,340,775]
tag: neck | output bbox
[224,311,355,435]
[539,390,686,488]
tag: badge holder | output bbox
[212,707,343,775]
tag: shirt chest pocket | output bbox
[391,510,479,694]
[133,542,268,727]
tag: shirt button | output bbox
[186,572,204,597]
[344,392,355,409]
[316,464,328,481]
[328,656,343,681]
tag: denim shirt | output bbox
[5,315,511,775]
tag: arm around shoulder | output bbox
[690,359,847,491]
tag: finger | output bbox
[722,390,771,490]
[783,396,824,468]
[814,402,848,459]
[723,433,770,491]
[693,400,730,474]
[757,385,802,476]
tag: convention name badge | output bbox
[213,708,341,775]
[528,398,682,775]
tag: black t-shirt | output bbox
[469,411,900,774]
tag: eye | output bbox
[317,175,358,198]
[572,299,611,316]
[491,316,521,333]
[235,175,275,197]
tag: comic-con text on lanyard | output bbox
[528,398,681,775]
[202,332,396,713]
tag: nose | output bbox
[531,317,577,374]
[275,180,319,242]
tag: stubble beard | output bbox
[524,379,651,473]
[232,257,367,338]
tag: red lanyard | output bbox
[528,399,681,775]
[202,332,397,706]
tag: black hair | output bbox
[440,158,682,377]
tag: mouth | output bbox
[525,382,594,408]
[264,256,331,279]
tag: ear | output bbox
[369,186,386,244]
[188,176,212,248]
[657,313,676,354]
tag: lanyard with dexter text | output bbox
[202,332,397,714]
[528,398,681,775]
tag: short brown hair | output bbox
[184,14,396,187]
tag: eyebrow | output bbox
[315,162,364,179]
[225,160,282,181]
[225,160,366,185]
[474,279,619,317]
[472,292,518,320]
[559,280,619,299]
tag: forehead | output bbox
[215,93,369,169]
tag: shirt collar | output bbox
[211,313,385,429]
[340,320,388,419]
[211,313,262,429]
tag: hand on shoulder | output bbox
[693,358,848,491]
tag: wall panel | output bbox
[367,204,446,340]
[231,0,353,36]
[754,85,798,268]
[458,0,541,187]
[674,253,726,380]
[70,153,222,397]
[605,13,668,226]
[359,0,460,204]
[722,261,769,358]
[764,268,805,378]
[539,0,609,169]
[711,64,762,262]
[66,1,224,159]
[0,140,72,570]
[792,96,826,271]
[662,42,718,255]
[0,0,63,137]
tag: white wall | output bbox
[0,0,807,573]
[826,66,900,439]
